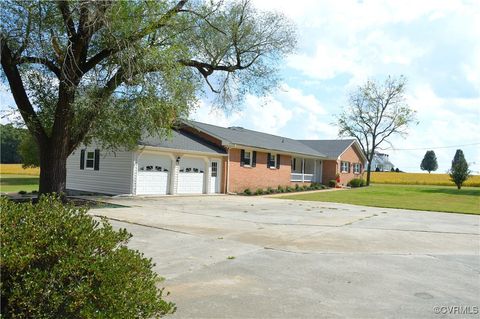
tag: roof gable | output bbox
[140,129,227,155]
[299,139,366,162]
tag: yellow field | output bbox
[370,172,480,187]
[0,164,40,176]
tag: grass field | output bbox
[370,172,480,187]
[280,184,480,215]
[0,174,39,193]
[0,164,40,176]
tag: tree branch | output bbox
[82,0,187,74]
[18,56,61,78]
[1,40,48,143]
[57,1,77,38]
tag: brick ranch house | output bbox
[66,120,366,195]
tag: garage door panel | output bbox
[178,157,205,194]
[137,171,169,195]
[177,173,204,194]
[136,153,171,195]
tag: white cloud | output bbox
[190,84,331,137]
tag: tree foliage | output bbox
[337,75,417,185]
[18,131,40,168]
[0,124,23,163]
[0,0,296,193]
[449,149,471,189]
[0,195,175,318]
[420,150,438,173]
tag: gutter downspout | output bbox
[226,147,230,194]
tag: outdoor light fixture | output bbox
[176,156,181,163]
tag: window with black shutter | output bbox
[86,151,95,169]
[267,153,277,168]
[80,149,85,170]
[241,150,252,166]
[94,149,100,171]
[276,154,280,169]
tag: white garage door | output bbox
[136,153,171,195]
[177,157,205,194]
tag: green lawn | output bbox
[0,174,39,193]
[280,184,480,215]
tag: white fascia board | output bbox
[138,145,227,157]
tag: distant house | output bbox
[371,152,395,171]
[66,120,367,195]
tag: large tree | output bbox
[449,149,471,189]
[420,150,438,173]
[1,0,295,194]
[337,76,417,185]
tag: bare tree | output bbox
[337,76,417,185]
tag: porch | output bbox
[290,157,322,183]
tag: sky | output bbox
[1,0,479,173]
[191,0,480,173]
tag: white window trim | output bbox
[85,150,95,170]
[269,153,277,169]
[243,150,252,167]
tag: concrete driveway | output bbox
[92,195,480,319]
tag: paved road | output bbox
[92,195,480,319]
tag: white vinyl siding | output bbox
[66,145,134,195]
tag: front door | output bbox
[210,160,220,193]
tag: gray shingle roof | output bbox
[184,120,326,158]
[140,129,227,155]
[299,139,356,159]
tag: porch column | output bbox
[301,158,305,183]
[314,160,317,183]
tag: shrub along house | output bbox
[66,120,366,195]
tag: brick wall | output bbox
[227,148,292,193]
[322,160,338,185]
[337,145,365,186]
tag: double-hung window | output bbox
[86,151,95,169]
[353,163,361,174]
[268,153,277,168]
[244,151,252,166]
[80,149,100,171]
[341,161,349,173]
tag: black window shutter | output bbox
[80,149,85,170]
[276,154,280,169]
[94,149,100,171]
[348,162,351,173]
[267,153,271,168]
[240,149,245,167]
[252,151,257,167]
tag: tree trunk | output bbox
[38,141,69,195]
[366,161,372,186]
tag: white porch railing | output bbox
[290,173,314,182]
